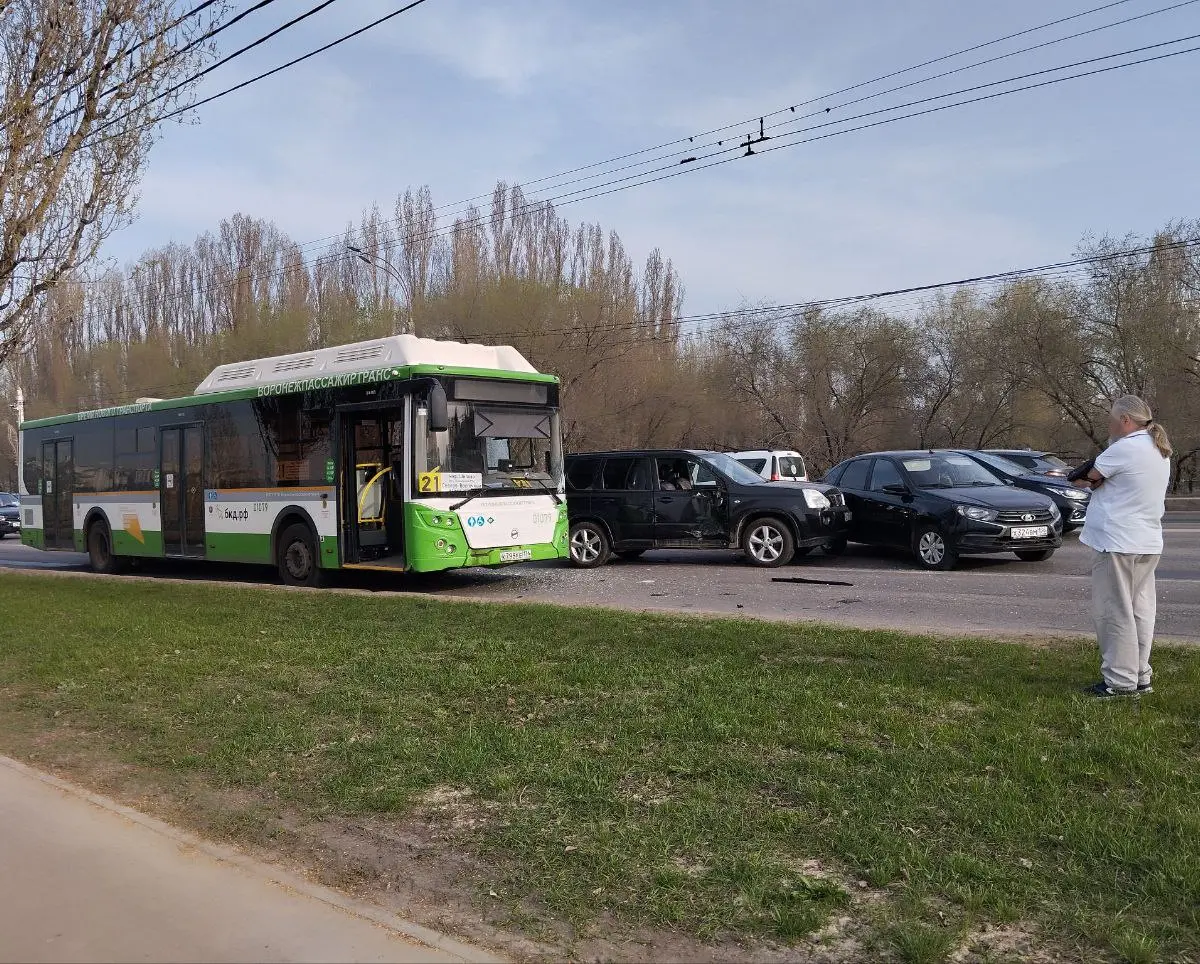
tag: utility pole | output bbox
[15,384,24,425]
[347,245,413,335]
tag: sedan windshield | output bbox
[900,454,1003,488]
[701,452,768,486]
[0,493,17,507]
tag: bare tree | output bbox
[0,0,221,362]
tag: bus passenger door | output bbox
[41,439,74,550]
[161,425,205,558]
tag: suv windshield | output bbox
[0,493,17,507]
[971,451,1029,477]
[900,454,1002,488]
[702,452,766,486]
[416,401,563,496]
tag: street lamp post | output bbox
[346,245,412,335]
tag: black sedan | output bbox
[0,492,20,539]
[824,451,1062,570]
[956,450,1090,531]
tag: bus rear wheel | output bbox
[87,520,123,575]
[277,523,326,588]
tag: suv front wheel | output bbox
[569,521,611,568]
[742,518,795,567]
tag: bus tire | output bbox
[277,522,326,587]
[86,519,123,575]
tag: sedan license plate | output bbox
[499,549,532,562]
[1010,525,1049,539]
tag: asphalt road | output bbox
[2,519,1198,642]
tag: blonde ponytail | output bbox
[1112,394,1172,458]
[1147,422,1173,459]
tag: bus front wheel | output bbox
[277,523,326,588]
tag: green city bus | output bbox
[17,335,569,584]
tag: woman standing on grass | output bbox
[1074,395,1172,698]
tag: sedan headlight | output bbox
[957,505,998,522]
[1058,487,1089,501]
[803,489,831,510]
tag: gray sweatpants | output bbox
[1089,549,1160,691]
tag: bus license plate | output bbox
[1010,526,1049,539]
[500,549,532,562]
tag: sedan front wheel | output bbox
[913,525,958,571]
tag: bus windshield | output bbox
[416,400,563,496]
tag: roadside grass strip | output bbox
[0,572,1197,961]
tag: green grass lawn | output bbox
[1,571,1197,962]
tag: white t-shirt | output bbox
[1079,430,1170,554]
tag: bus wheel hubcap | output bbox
[571,529,600,563]
[919,532,944,564]
[749,526,782,562]
[286,541,312,578]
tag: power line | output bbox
[266,0,1188,270]
[1,0,233,137]
[99,28,1200,321]
[70,236,1200,408]
[85,0,345,144]
[461,237,1200,343]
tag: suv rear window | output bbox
[776,456,805,479]
[602,457,652,491]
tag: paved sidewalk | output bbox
[0,756,496,964]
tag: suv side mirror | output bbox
[427,382,448,433]
[882,483,909,496]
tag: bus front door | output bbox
[338,413,405,568]
[41,439,74,549]
[160,425,206,558]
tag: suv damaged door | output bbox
[653,456,729,547]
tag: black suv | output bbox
[824,450,1063,570]
[565,450,850,568]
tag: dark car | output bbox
[956,450,1090,531]
[983,449,1072,479]
[824,450,1062,570]
[565,449,850,568]
[0,492,20,539]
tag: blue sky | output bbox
[109,0,1200,315]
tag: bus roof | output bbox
[21,335,557,430]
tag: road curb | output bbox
[0,754,503,964]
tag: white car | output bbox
[730,450,808,483]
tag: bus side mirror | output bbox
[428,382,448,433]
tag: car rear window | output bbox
[838,459,871,490]
[737,458,766,473]
[601,457,652,491]
[776,456,806,479]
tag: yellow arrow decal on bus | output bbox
[123,513,144,544]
